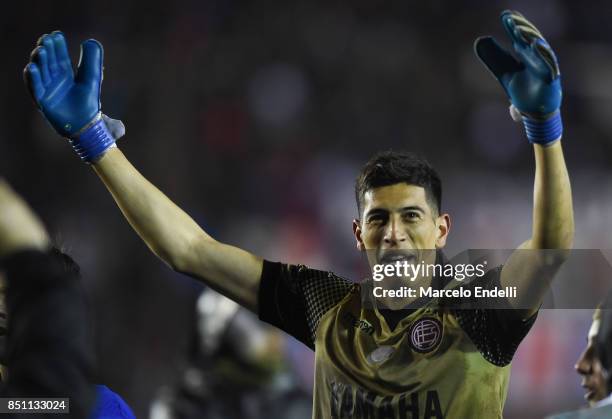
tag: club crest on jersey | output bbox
[409,317,443,353]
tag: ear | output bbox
[435,213,451,248]
[352,219,365,251]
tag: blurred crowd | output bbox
[3,0,612,417]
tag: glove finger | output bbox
[40,35,59,77]
[532,39,560,81]
[51,31,72,73]
[31,46,51,87]
[23,63,45,105]
[514,24,543,45]
[501,11,529,48]
[474,36,522,84]
[76,39,103,87]
[509,13,543,37]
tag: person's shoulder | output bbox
[466,264,503,287]
[273,262,354,291]
[285,263,351,281]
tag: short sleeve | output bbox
[452,266,538,367]
[258,261,353,349]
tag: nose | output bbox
[383,215,406,246]
[575,349,591,375]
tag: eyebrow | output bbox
[364,206,426,218]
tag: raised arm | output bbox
[23,32,262,312]
[92,148,262,311]
[475,11,574,318]
[529,142,573,251]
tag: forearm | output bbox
[92,148,262,311]
[0,180,50,259]
[93,147,210,270]
[530,141,574,249]
[23,33,264,311]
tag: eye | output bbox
[403,211,420,221]
[366,214,387,226]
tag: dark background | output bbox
[2,0,612,417]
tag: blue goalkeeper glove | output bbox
[475,10,562,146]
[23,31,124,163]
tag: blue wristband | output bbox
[522,111,563,146]
[68,115,116,163]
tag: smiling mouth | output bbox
[379,250,417,265]
[584,389,594,401]
[581,383,597,402]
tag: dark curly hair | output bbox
[355,150,442,217]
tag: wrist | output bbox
[521,111,563,147]
[68,113,117,163]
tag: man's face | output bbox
[575,317,608,406]
[353,183,450,267]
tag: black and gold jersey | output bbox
[258,261,536,419]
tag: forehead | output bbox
[362,183,429,212]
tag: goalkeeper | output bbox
[24,10,573,418]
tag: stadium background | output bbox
[2,0,612,417]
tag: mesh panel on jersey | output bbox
[452,266,537,367]
[288,265,354,346]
